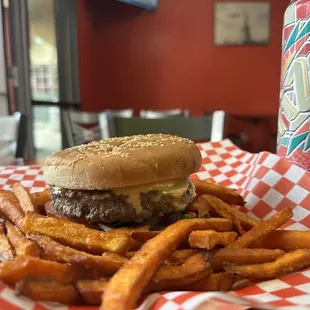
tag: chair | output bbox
[210,110,226,142]
[224,114,278,153]
[62,110,101,147]
[140,109,189,119]
[99,109,134,140]
[105,109,134,118]
[206,110,277,152]
[0,112,28,159]
[107,115,213,142]
[63,109,134,147]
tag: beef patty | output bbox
[50,185,196,223]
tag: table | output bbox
[24,158,45,165]
[0,157,45,166]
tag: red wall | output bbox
[77,0,288,116]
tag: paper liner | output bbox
[0,140,309,310]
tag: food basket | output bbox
[0,140,309,310]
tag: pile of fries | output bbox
[0,180,308,310]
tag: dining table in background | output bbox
[0,157,45,166]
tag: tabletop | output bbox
[0,157,45,166]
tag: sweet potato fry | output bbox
[30,233,127,276]
[0,256,76,284]
[166,249,200,265]
[227,208,293,249]
[131,230,191,249]
[224,249,310,278]
[102,218,232,310]
[5,221,40,257]
[251,230,310,251]
[31,188,51,213]
[125,251,136,259]
[113,226,149,251]
[201,195,258,230]
[211,248,285,271]
[231,213,246,235]
[113,225,150,233]
[40,251,58,260]
[146,252,212,293]
[130,230,160,244]
[192,179,245,206]
[146,268,212,294]
[12,183,38,213]
[187,195,211,218]
[0,190,24,229]
[0,224,14,261]
[189,230,237,250]
[127,249,201,265]
[152,251,211,283]
[23,213,131,255]
[179,272,238,291]
[76,278,108,305]
[17,277,80,304]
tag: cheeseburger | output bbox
[43,134,202,224]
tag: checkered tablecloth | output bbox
[0,139,309,310]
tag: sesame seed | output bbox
[48,134,193,160]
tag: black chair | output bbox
[107,115,213,141]
[16,113,28,158]
[0,112,28,159]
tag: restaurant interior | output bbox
[0,0,289,164]
[0,2,310,309]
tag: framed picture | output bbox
[214,2,271,46]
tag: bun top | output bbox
[43,134,202,190]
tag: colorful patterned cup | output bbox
[277,0,310,170]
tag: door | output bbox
[3,0,79,159]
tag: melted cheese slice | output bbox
[113,178,191,214]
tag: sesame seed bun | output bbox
[43,134,202,190]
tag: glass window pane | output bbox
[29,0,61,157]
[33,106,61,157]
[28,0,59,102]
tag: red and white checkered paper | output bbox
[0,139,309,310]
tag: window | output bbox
[28,0,61,157]
[31,64,58,101]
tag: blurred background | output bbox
[0,0,289,162]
